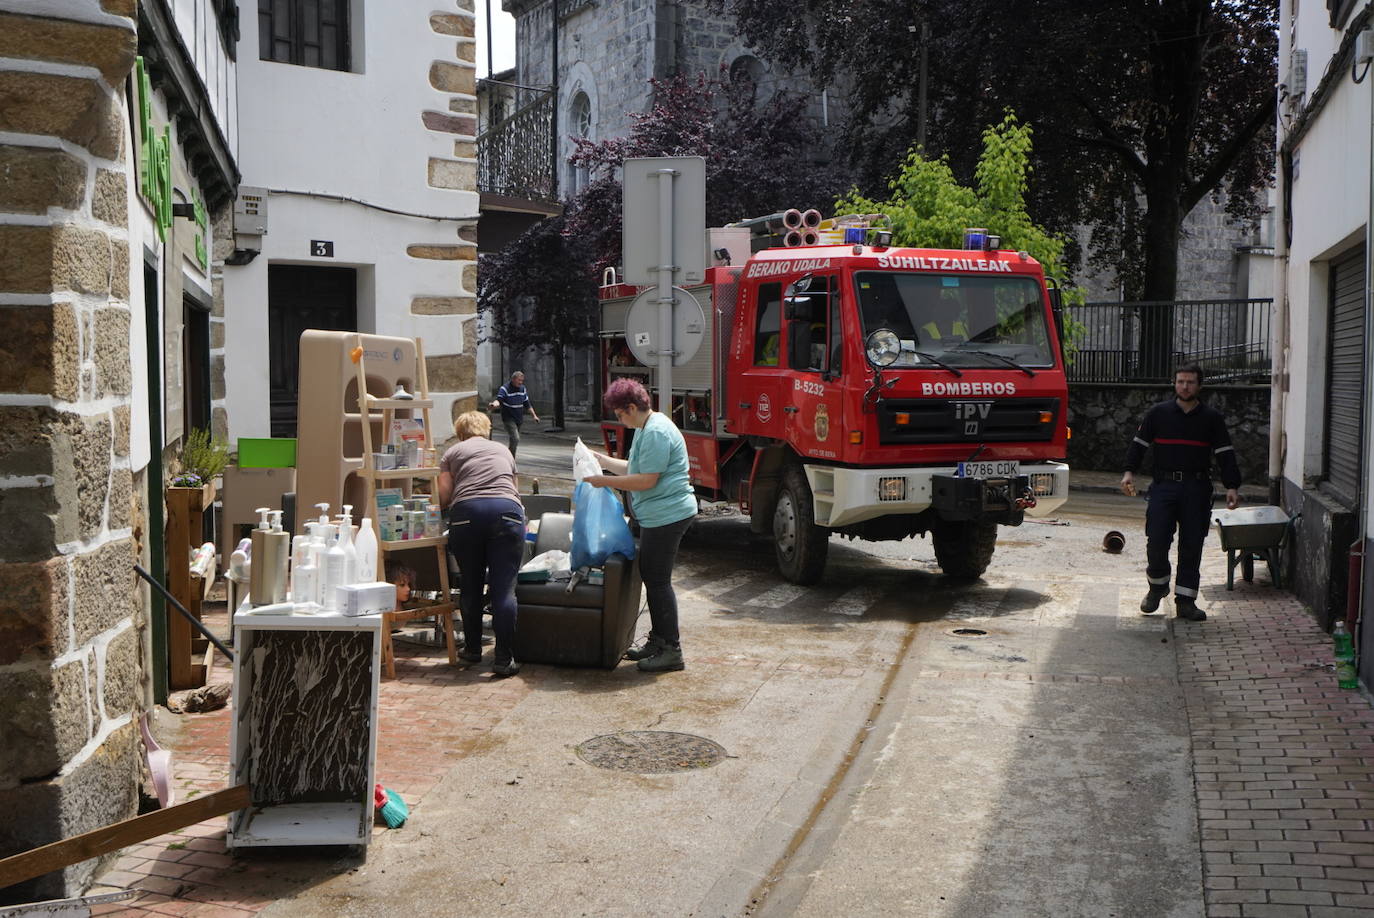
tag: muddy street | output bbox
[261,488,1215,917]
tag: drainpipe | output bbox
[1269,150,1289,510]
[550,0,559,200]
[144,263,168,704]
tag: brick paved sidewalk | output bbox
[89,634,531,916]
[1178,583,1374,918]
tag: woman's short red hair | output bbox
[603,377,651,415]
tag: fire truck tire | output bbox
[773,466,828,584]
[931,519,999,579]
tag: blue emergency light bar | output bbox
[963,228,1002,250]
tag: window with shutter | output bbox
[258,0,351,72]
[1323,244,1366,507]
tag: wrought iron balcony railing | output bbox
[478,80,556,204]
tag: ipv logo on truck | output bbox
[954,401,993,436]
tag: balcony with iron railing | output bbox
[477,79,557,207]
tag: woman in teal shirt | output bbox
[587,379,698,673]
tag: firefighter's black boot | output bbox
[1175,598,1207,622]
[1140,586,1168,614]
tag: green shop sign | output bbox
[135,56,173,241]
[193,191,208,269]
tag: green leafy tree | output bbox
[723,0,1277,373]
[836,112,1085,350]
[477,215,599,429]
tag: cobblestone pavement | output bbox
[1176,590,1374,917]
[89,632,531,916]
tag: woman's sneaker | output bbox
[625,634,666,662]
[637,645,684,673]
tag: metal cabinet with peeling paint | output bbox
[227,605,382,849]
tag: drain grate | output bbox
[951,627,988,636]
[576,731,727,773]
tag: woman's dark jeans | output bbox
[638,513,695,647]
[448,497,525,664]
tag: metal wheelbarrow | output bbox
[1211,506,1298,590]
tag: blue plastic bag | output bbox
[571,480,636,570]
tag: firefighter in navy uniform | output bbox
[1120,364,1241,621]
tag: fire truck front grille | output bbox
[876,397,1060,445]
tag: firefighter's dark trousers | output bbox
[1145,479,1214,600]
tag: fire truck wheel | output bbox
[773,466,828,584]
[931,519,999,579]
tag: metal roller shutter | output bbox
[1324,245,1366,506]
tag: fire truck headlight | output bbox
[878,476,906,501]
[866,329,900,367]
[1030,473,1055,497]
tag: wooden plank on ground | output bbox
[0,784,249,890]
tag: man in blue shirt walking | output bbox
[489,370,539,458]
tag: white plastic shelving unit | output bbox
[227,602,382,849]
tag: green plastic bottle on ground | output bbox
[1333,621,1358,689]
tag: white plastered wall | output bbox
[222,3,478,441]
[1280,7,1371,490]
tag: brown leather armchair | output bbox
[513,512,643,668]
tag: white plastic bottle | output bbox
[292,522,319,610]
[322,522,346,613]
[308,520,330,605]
[338,505,358,585]
[355,515,379,583]
[289,529,312,602]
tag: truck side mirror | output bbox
[1047,285,1064,344]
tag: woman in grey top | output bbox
[439,410,524,676]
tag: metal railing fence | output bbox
[477,82,556,202]
[1066,298,1273,385]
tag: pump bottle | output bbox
[249,509,274,605]
[289,529,313,602]
[339,505,359,586]
[260,510,290,604]
[322,520,347,612]
[293,522,320,610]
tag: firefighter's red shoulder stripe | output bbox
[1155,438,1210,447]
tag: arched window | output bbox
[568,91,592,194]
[729,55,766,101]
[571,91,591,139]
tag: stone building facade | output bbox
[0,0,241,901]
[0,0,144,902]
[492,0,840,414]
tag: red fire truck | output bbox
[599,228,1071,584]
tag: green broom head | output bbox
[375,784,409,828]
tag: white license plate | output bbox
[957,460,1020,479]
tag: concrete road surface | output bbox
[265,488,1204,917]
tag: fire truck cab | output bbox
[600,232,1070,584]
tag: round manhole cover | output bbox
[951,627,988,636]
[576,731,727,774]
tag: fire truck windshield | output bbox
[855,272,1055,369]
